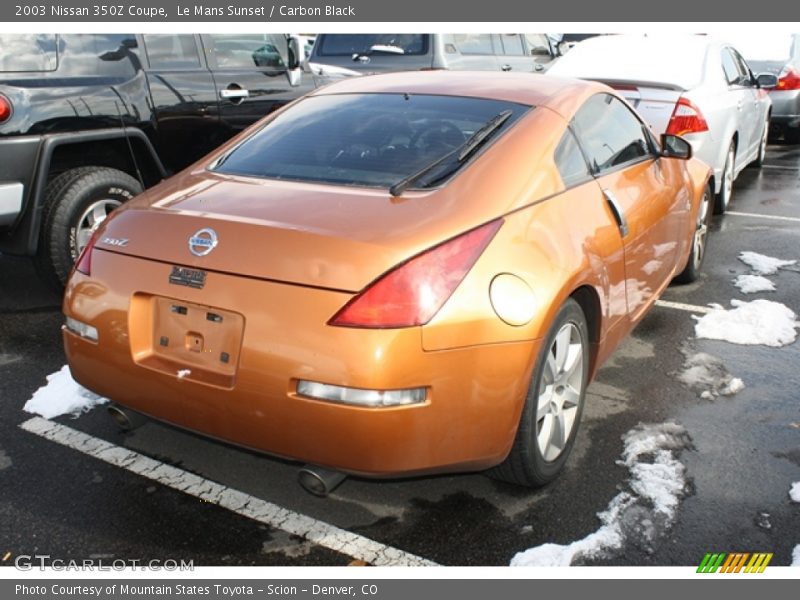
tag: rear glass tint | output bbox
[0,34,58,72]
[213,93,529,189]
[317,34,428,57]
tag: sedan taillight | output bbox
[775,67,800,91]
[329,219,503,328]
[0,94,12,123]
[666,97,709,136]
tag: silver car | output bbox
[306,33,558,87]
[723,34,800,144]
[548,34,777,213]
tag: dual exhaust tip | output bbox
[107,404,347,496]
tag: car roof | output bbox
[308,70,608,113]
[549,34,714,90]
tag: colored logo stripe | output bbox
[697,552,773,573]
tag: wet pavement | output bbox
[1,143,798,568]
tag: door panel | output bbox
[141,34,221,172]
[594,159,686,321]
[572,92,687,322]
[203,34,312,134]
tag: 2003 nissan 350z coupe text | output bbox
[62,71,712,491]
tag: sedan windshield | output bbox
[213,93,529,190]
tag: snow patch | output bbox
[790,482,800,503]
[738,251,796,275]
[511,422,690,566]
[23,365,108,419]
[693,299,798,347]
[733,274,775,294]
[793,545,800,567]
[676,352,745,398]
[177,369,191,379]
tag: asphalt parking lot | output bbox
[1,143,799,568]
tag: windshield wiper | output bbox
[389,109,513,197]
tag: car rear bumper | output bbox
[769,90,800,128]
[63,250,539,477]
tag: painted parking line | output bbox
[760,164,798,171]
[655,300,714,314]
[19,416,438,567]
[726,211,800,224]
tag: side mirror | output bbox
[661,134,693,160]
[756,73,779,89]
[286,34,303,87]
[287,34,302,70]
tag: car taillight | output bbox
[666,97,709,136]
[329,219,503,328]
[775,67,800,91]
[0,94,12,123]
[74,228,103,276]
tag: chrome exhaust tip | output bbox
[107,404,147,432]
[298,465,347,497]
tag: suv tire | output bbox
[35,167,142,288]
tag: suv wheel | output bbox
[36,167,142,288]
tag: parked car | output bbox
[306,33,558,86]
[548,34,777,214]
[0,33,309,287]
[721,33,800,144]
[62,71,712,495]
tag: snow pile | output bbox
[677,352,745,398]
[793,545,800,567]
[511,422,690,566]
[733,274,776,294]
[23,365,108,419]
[693,299,798,347]
[790,482,800,503]
[738,251,796,275]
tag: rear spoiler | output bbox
[589,78,687,92]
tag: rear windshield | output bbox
[0,34,58,72]
[213,93,528,189]
[316,34,429,57]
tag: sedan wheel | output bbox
[488,298,589,487]
[536,322,584,462]
[674,183,712,284]
[714,142,735,215]
[751,118,769,168]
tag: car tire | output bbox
[750,117,769,168]
[674,183,712,285]
[714,142,735,215]
[786,127,800,145]
[488,298,589,487]
[35,167,142,288]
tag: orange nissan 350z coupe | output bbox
[62,71,712,495]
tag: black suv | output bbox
[0,33,309,286]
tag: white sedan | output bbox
[549,34,777,213]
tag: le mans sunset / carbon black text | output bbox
[22,4,356,17]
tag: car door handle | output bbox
[736,100,743,111]
[220,88,250,99]
[501,64,512,71]
[603,189,629,238]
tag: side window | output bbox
[721,48,743,85]
[451,34,494,56]
[207,34,287,69]
[143,35,201,69]
[554,128,591,187]
[571,93,653,174]
[498,34,525,56]
[524,34,553,57]
[731,49,754,85]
